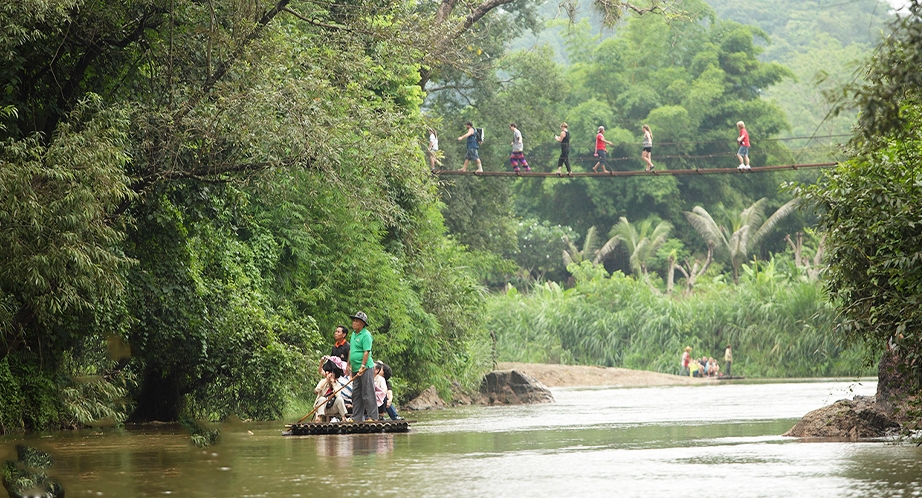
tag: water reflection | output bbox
[314,433,395,457]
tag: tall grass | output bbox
[486,259,874,378]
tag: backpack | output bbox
[475,127,484,144]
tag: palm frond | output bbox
[752,198,800,248]
[685,207,727,250]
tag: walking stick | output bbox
[295,374,356,425]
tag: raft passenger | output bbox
[347,311,378,422]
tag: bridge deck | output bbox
[432,162,837,178]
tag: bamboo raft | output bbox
[283,420,411,436]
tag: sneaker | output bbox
[513,167,520,173]
[524,167,531,172]
[330,417,340,423]
[737,164,745,170]
[744,165,751,170]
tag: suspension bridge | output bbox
[430,132,846,177]
[432,161,838,177]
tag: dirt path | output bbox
[496,362,706,388]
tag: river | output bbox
[3,378,921,498]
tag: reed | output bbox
[487,259,872,378]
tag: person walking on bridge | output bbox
[555,122,571,175]
[641,124,654,172]
[736,121,751,170]
[593,126,613,173]
[509,123,531,173]
[457,121,483,173]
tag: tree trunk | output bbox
[666,254,676,294]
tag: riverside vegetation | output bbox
[489,257,870,378]
[2,0,921,434]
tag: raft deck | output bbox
[283,420,411,435]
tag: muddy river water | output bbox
[3,378,921,497]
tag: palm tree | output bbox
[595,217,673,276]
[684,198,799,283]
[562,226,602,267]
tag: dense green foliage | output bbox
[489,257,872,377]
[708,0,892,160]
[0,0,490,431]
[431,1,891,381]
[796,1,922,380]
[515,0,892,158]
[0,0,906,433]
[436,4,818,283]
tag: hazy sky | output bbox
[885,0,911,11]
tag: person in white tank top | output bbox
[428,128,440,169]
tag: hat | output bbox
[685,346,692,351]
[322,356,346,377]
[349,311,368,325]
[598,126,605,131]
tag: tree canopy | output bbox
[0,0,488,430]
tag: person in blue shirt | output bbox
[457,121,483,173]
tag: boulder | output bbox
[404,386,447,411]
[449,380,476,406]
[783,395,900,439]
[480,370,554,405]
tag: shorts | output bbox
[738,145,749,156]
[596,149,607,160]
[465,148,480,160]
[643,147,652,153]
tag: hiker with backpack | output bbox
[457,121,483,172]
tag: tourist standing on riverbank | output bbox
[457,121,483,172]
[555,123,571,175]
[348,311,378,422]
[725,344,733,377]
[681,346,691,376]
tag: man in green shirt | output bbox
[348,311,378,422]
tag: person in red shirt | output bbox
[736,121,751,170]
[592,126,614,173]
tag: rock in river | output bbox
[480,370,554,405]
[783,395,900,440]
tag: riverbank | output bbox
[496,362,705,388]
